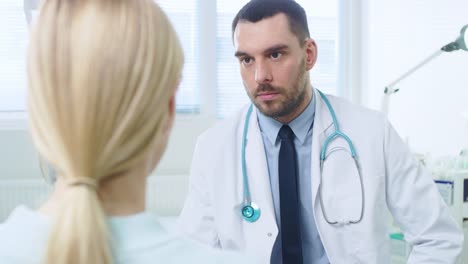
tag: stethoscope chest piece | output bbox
[241,202,261,222]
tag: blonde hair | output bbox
[27,0,184,263]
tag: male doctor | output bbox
[178,1,463,263]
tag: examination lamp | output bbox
[382,24,468,114]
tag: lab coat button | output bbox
[267,232,272,237]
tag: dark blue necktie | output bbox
[278,125,303,264]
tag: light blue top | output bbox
[0,205,257,264]
[256,94,330,264]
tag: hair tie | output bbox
[68,177,98,190]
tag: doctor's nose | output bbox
[254,62,273,84]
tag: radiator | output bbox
[0,178,52,221]
[0,174,189,221]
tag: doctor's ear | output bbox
[304,38,317,71]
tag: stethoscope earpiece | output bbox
[241,202,261,222]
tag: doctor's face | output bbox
[234,13,317,123]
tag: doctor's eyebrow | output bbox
[234,44,290,58]
[234,51,251,58]
[262,44,289,56]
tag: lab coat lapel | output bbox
[311,88,334,206]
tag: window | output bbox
[158,1,200,113]
[0,0,346,177]
[0,0,201,114]
[0,1,28,112]
[0,1,340,118]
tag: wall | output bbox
[0,116,211,180]
[362,0,468,157]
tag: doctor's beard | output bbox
[249,60,309,120]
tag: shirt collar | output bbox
[257,93,316,145]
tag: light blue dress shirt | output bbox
[256,94,330,264]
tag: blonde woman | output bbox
[0,0,256,263]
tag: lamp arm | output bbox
[381,49,444,115]
[381,25,467,114]
[384,49,444,95]
[381,94,390,115]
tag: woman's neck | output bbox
[39,168,148,217]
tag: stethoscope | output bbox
[240,90,365,225]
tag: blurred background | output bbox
[0,0,467,262]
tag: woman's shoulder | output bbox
[0,206,49,262]
[111,212,258,263]
[0,205,49,238]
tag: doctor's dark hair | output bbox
[231,0,310,46]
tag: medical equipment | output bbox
[381,24,468,114]
[241,105,261,222]
[240,90,365,225]
[318,91,364,225]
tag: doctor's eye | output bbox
[241,57,253,66]
[270,52,282,60]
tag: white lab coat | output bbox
[178,89,463,264]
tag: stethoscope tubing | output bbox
[241,90,365,225]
